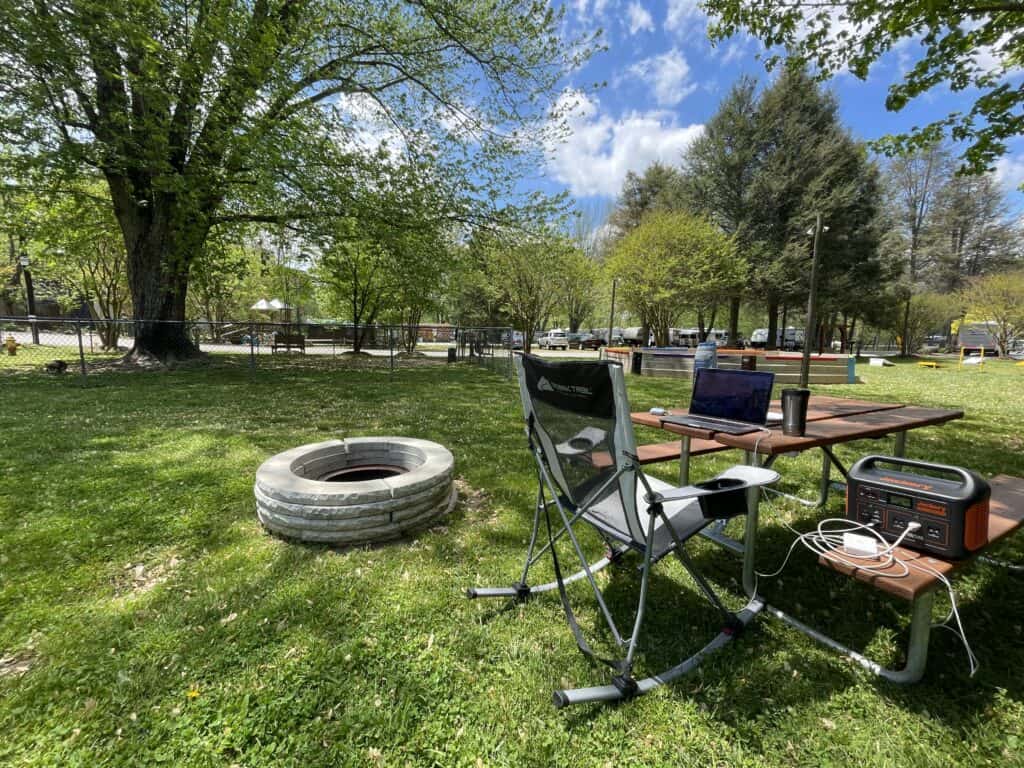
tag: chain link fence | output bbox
[0,317,514,378]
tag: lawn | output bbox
[0,358,1022,767]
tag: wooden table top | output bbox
[631,395,963,455]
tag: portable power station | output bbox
[846,456,990,559]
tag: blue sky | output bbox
[540,0,1024,213]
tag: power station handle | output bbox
[857,455,975,488]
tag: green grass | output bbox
[1,359,1022,767]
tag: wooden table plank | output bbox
[710,406,963,455]
[817,475,1024,601]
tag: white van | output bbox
[538,329,569,350]
[750,327,803,350]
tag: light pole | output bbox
[19,254,39,344]
[799,215,828,389]
[607,277,617,348]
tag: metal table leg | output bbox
[679,435,691,486]
[742,450,761,597]
[817,449,832,506]
[894,431,907,457]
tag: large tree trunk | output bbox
[766,300,779,351]
[727,296,740,348]
[900,295,912,357]
[113,185,208,361]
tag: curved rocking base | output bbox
[552,597,764,708]
[466,553,618,600]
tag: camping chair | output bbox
[466,355,779,707]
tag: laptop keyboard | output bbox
[660,415,763,435]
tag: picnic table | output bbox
[631,394,988,682]
[632,395,961,493]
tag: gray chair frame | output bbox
[467,356,778,707]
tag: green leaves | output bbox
[606,211,744,343]
[703,0,1024,174]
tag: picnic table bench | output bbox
[805,475,1024,682]
[271,333,305,354]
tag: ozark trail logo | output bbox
[537,376,592,397]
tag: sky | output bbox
[538,0,1024,214]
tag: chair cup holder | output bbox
[694,477,747,519]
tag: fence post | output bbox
[75,319,87,378]
[389,326,394,373]
[249,322,256,372]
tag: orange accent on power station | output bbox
[964,500,990,551]
[916,500,946,516]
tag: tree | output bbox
[705,1,1024,173]
[960,270,1024,356]
[891,292,960,354]
[187,239,267,327]
[481,230,575,353]
[30,184,131,350]
[923,172,1021,292]
[561,248,598,333]
[681,77,761,343]
[883,144,953,354]
[745,67,884,349]
[0,1,593,360]
[607,163,687,235]
[605,212,745,345]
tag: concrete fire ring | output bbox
[254,437,456,544]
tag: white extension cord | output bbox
[755,503,979,676]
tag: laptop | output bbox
[661,368,777,435]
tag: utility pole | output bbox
[800,215,825,389]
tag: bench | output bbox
[814,475,1024,682]
[917,361,940,369]
[589,438,729,470]
[271,333,306,354]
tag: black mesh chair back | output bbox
[516,354,644,543]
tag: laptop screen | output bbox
[689,368,775,424]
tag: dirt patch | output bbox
[112,553,183,597]
[453,478,498,523]
[0,652,35,678]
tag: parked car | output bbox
[571,332,605,350]
[538,329,569,350]
[502,330,524,349]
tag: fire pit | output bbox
[255,437,456,544]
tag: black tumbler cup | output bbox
[781,388,811,436]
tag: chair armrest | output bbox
[715,465,780,487]
[649,465,780,503]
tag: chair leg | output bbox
[552,596,765,707]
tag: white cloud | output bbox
[574,0,611,22]
[995,155,1024,193]
[546,90,704,198]
[720,37,758,65]
[627,48,697,106]
[626,2,654,35]
[665,0,704,34]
